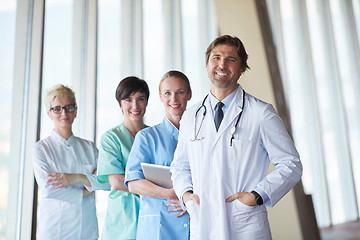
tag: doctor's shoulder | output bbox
[246,94,281,121]
[181,100,203,120]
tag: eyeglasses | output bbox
[50,104,76,114]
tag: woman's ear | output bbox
[118,101,124,113]
[159,91,167,103]
[187,90,192,101]
[47,111,53,120]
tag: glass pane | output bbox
[351,0,360,217]
[270,0,360,227]
[97,0,122,138]
[181,0,208,104]
[276,0,333,226]
[41,0,73,139]
[307,0,355,224]
[143,0,166,126]
[97,0,122,235]
[305,0,336,227]
[0,1,16,238]
[329,0,360,221]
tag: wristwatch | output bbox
[251,190,263,205]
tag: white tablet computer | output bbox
[141,163,173,189]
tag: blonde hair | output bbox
[44,84,77,111]
[159,70,191,93]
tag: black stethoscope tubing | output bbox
[191,95,208,141]
[192,89,245,146]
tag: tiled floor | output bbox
[320,220,360,240]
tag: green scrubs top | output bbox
[97,124,140,240]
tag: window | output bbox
[267,0,360,227]
[41,0,73,138]
[0,1,16,238]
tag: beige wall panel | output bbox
[214,0,275,105]
[213,0,303,239]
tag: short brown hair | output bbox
[205,35,250,73]
[159,70,191,93]
[115,76,150,103]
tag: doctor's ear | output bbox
[187,90,192,101]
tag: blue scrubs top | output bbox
[125,118,190,240]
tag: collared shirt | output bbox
[97,124,140,240]
[209,84,238,118]
[125,117,190,240]
[33,130,108,240]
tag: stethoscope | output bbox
[191,89,245,146]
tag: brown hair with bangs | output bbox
[115,76,150,104]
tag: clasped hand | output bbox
[47,173,72,189]
[48,173,94,197]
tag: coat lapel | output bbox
[213,86,245,146]
[203,97,217,141]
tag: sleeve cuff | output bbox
[180,187,194,210]
[124,170,145,188]
[85,174,111,192]
[253,186,270,205]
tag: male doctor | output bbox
[170,35,303,239]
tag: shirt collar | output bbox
[51,129,75,146]
[209,84,239,112]
[163,117,179,140]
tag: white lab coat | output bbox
[33,131,109,240]
[171,85,302,240]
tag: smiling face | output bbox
[48,95,77,131]
[207,44,242,91]
[120,91,148,123]
[159,77,192,122]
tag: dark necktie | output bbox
[214,102,224,131]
